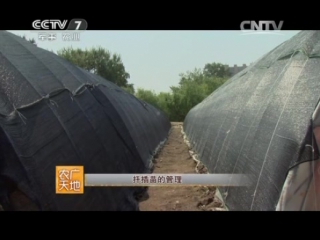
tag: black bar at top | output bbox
[1,16,319,30]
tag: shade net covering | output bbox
[0,31,171,210]
[183,31,320,210]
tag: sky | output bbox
[9,30,300,93]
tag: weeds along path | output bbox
[139,122,224,211]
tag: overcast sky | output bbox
[9,30,300,92]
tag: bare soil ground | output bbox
[139,122,225,211]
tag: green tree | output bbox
[135,88,160,109]
[134,62,229,122]
[157,92,172,119]
[57,47,131,88]
[203,62,230,78]
[167,70,210,121]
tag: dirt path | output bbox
[139,122,224,211]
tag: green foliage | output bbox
[19,35,228,122]
[203,62,230,78]
[135,63,229,121]
[135,89,160,109]
[55,44,228,121]
[57,47,131,88]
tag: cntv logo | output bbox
[240,20,284,35]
